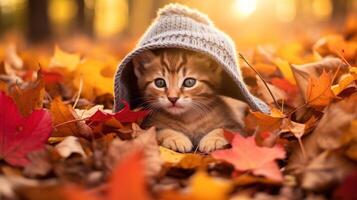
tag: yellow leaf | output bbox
[274,58,296,84]
[73,59,114,100]
[332,67,357,95]
[189,171,232,200]
[159,146,186,164]
[50,46,81,71]
[160,171,232,200]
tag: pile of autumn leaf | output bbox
[1,21,357,200]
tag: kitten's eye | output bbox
[183,78,196,88]
[154,78,166,88]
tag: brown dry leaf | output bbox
[106,126,162,176]
[291,57,346,101]
[301,151,356,191]
[233,173,281,187]
[55,136,86,159]
[280,118,306,138]
[50,98,92,137]
[23,147,59,178]
[287,94,357,191]
[49,46,81,71]
[168,154,214,170]
[340,120,357,161]
[8,71,45,116]
[306,70,335,109]
[288,94,357,165]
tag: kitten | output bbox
[132,48,242,153]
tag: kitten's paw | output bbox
[199,129,228,153]
[161,135,193,153]
[157,129,193,153]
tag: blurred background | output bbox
[0,0,356,48]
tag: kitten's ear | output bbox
[132,50,156,77]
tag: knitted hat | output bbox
[113,3,270,113]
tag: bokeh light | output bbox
[233,0,257,19]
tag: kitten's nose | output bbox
[168,97,179,104]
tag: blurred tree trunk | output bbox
[27,0,51,43]
[128,0,155,36]
[332,0,347,22]
[76,0,85,31]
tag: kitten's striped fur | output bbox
[133,48,242,153]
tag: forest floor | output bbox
[0,16,357,200]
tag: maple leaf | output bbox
[212,134,285,181]
[88,101,149,124]
[247,108,285,132]
[291,57,345,101]
[306,70,335,109]
[73,59,114,100]
[50,98,92,137]
[106,126,162,176]
[8,70,45,116]
[50,46,81,71]
[108,151,151,200]
[0,92,52,167]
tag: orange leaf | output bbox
[249,108,285,132]
[64,151,151,200]
[212,134,285,181]
[64,186,100,200]
[8,70,45,116]
[50,98,92,137]
[109,151,151,200]
[306,70,335,109]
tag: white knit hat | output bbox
[113,3,270,113]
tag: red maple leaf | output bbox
[0,92,52,167]
[41,69,64,84]
[65,151,151,200]
[88,101,149,123]
[212,134,285,181]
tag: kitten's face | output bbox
[133,49,221,115]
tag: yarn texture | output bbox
[113,3,270,113]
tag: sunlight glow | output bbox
[49,0,78,26]
[312,0,332,20]
[94,0,128,38]
[233,0,257,19]
[276,0,296,23]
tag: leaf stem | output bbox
[53,117,89,128]
[239,53,279,109]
